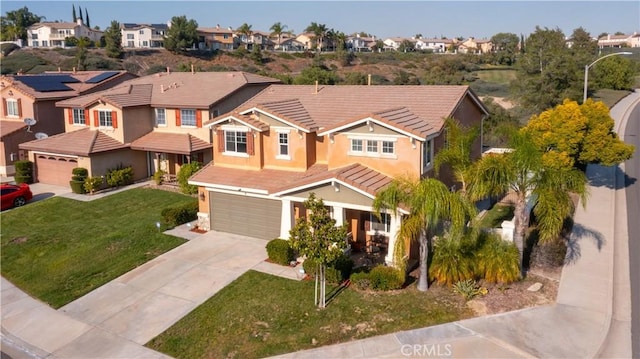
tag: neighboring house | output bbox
[0,70,136,177]
[189,85,489,266]
[19,71,280,186]
[347,34,377,52]
[120,23,168,48]
[236,30,274,50]
[415,38,452,53]
[295,32,328,51]
[27,19,103,48]
[272,36,305,52]
[197,25,238,50]
[458,38,493,54]
[383,37,416,51]
[598,32,640,48]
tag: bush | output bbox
[266,239,294,266]
[14,160,33,184]
[475,233,521,284]
[177,162,201,194]
[153,170,166,185]
[106,165,134,187]
[71,167,88,181]
[161,201,199,228]
[350,270,371,290]
[83,176,103,194]
[368,265,404,291]
[452,279,487,301]
[429,236,476,286]
[303,255,354,284]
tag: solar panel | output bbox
[14,75,80,92]
[85,71,119,84]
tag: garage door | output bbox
[210,192,282,240]
[35,154,77,186]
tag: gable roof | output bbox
[0,121,27,138]
[208,112,270,132]
[130,132,210,155]
[56,71,281,109]
[18,128,126,156]
[207,85,487,138]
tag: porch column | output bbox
[280,199,293,239]
[385,213,401,266]
[332,205,345,227]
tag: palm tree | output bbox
[305,22,328,52]
[237,23,253,49]
[374,177,476,291]
[269,22,287,50]
[467,131,588,273]
[434,117,480,195]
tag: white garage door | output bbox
[35,154,77,186]
[210,192,282,240]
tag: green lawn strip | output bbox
[146,270,472,359]
[0,188,192,308]
[478,204,514,228]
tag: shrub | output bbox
[177,162,201,194]
[83,176,103,194]
[106,165,134,187]
[303,255,354,284]
[475,233,521,284]
[71,167,88,181]
[429,236,476,286]
[14,160,33,184]
[266,239,295,266]
[452,279,488,301]
[368,265,404,291]
[161,201,199,228]
[350,270,371,290]
[153,170,166,185]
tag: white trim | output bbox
[273,127,291,134]
[220,124,249,132]
[208,115,263,132]
[346,134,399,141]
[222,151,250,158]
[33,151,79,159]
[187,182,269,195]
[318,116,424,141]
[242,107,311,133]
[276,155,291,160]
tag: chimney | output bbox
[367,74,371,86]
[191,64,195,74]
[166,66,170,74]
[73,67,76,73]
[161,84,164,93]
[315,80,318,94]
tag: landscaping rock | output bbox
[467,299,488,316]
[527,282,543,292]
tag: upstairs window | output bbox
[5,99,20,117]
[351,139,363,153]
[127,33,134,39]
[180,109,196,127]
[278,132,289,158]
[348,136,397,158]
[155,108,166,126]
[366,140,378,153]
[422,138,433,171]
[382,141,395,154]
[98,110,113,127]
[225,131,247,153]
[72,108,86,125]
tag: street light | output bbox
[583,51,633,103]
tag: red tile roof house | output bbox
[0,70,136,177]
[18,71,281,187]
[189,84,489,265]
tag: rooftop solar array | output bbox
[85,71,119,84]
[15,74,80,92]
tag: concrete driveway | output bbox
[58,231,268,347]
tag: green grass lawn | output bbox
[146,270,472,359]
[0,188,192,308]
[478,204,514,228]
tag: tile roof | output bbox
[213,85,479,137]
[322,107,436,138]
[130,132,210,155]
[56,72,281,109]
[254,99,316,131]
[0,121,27,138]
[19,128,127,156]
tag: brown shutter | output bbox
[67,108,73,124]
[247,131,255,155]
[2,98,7,117]
[177,154,183,165]
[217,130,225,152]
[196,110,202,128]
[175,109,181,126]
[16,98,22,117]
[111,111,118,128]
[93,110,99,127]
[84,109,89,125]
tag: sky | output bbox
[2,1,639,40]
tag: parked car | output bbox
[1,183,33,210]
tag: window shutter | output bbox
[247,131,255,155]
[67,108,73,124]
[16,98,22,117]
[111,111,118,128]
[93,110,99,127]
[2,98,7,117]
[84,109,90,125]
[175,109,181,126]
[196,110,202,128]
[217,130,225,152]
[177,154,183,165]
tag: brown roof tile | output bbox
[254,99,316,131]
[1,121,27,138]
[19,128,126,156]
[130,132,210,154]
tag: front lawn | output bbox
[146,270,472,359]
[478,204,514,228]
[0,188,192,308]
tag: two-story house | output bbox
[120,23,168,48]
[415,38,453,53]
[19,71,280,186]
[347,34,377,52]
[27,19,102,48]
[197,26,238,51]
[189,85,488,265]
[0,70,136,177]
[236,30,274,50]
[598,32,640,48]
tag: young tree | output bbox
[374,177,476,291]
[164,15,198,53]
[524,99,634,168]
[85,9,90,28]
[75,37,88,70]
[78,7,83,23]
[592,56,635,91]
[103,20,122,58]
[0,6,43,42]
[289,193,348,308]
[72,4,77,22]
[467,131,589,273]
[434,118,481,195]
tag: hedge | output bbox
[266,239,295,266]
[161,201,199,228]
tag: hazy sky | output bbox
[3,1,639,39]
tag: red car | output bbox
[1,183,33,210]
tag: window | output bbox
[42,40,48,47]
[6,99,19,117]
[180,109,196,127]
[98,111,112,127]
[72,108,85,125]
[139,30,144,34]
[127,34,134,39]
[423,139,433,170]
[278,132,289,157]
[369,213,391,233]
[142,41,148,47]
[127,41,134,47]
[155,108,166,126]
[31,34,38,40]
[225,131,247,153]
[382,141,394,154]
[351,139,363,152]
[223,34,229,39]
[366,140,378,153]
[32,41,39,47]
